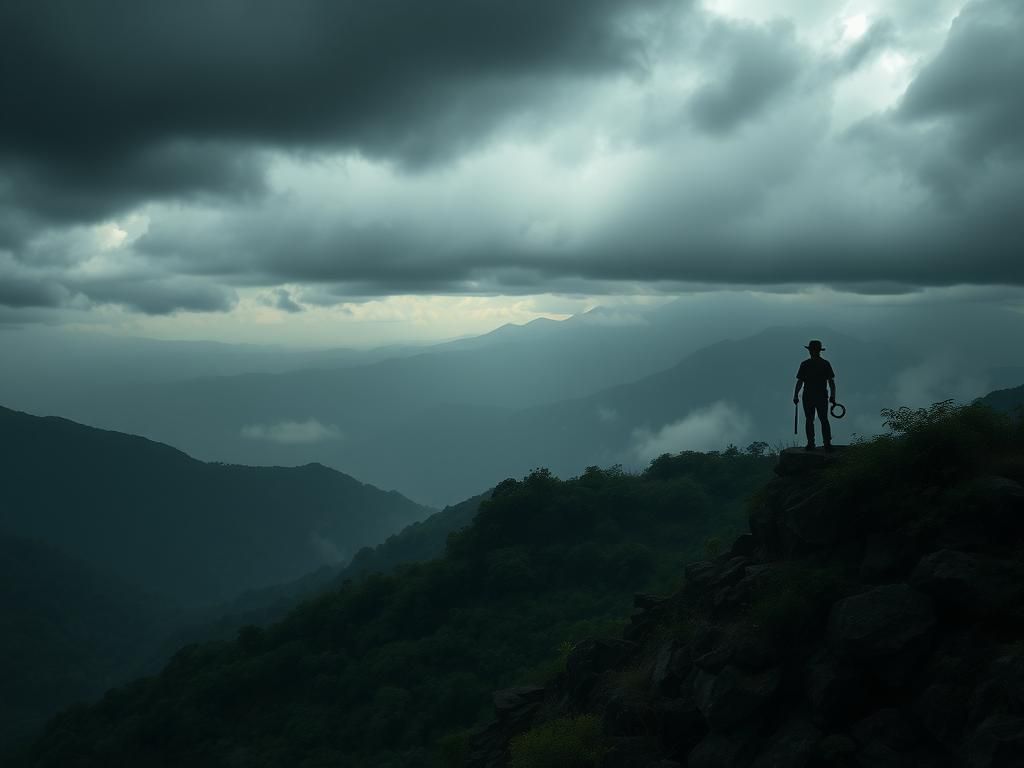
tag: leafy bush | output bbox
[509,715,605,768]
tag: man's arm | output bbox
[828,378,836,404]
[793,379,803,404]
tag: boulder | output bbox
[966,715,1024,768]
[860,533,917,583]
[566,639,637,702]
[804,652,864,725]
[827,584,935,663]
[655,695,707,760]
[651,639,691,697]
[688,728,763,768]
[910,550,1024,619]
[750,716,822,768]
[693,664,782,732]
[777,489,839,557]
[774,447,847,477]
[852,708,918,752]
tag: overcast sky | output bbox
[1,0,1021,346]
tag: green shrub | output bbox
[509,715,605,768]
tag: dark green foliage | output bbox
[509,715,605,768]
[25,453,774,768]
[827,400,1024,494]
[0,535,176,756]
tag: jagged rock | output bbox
[647,762,683,768]
[816,734,857,766]
[965,714,1024,768]
[655,695,707,760]
[777,489,839,557]
[685,557,749,592]
[860,533,917,583]
[915,681,968,751]
[969,654,1024,726]
[688,728,763,768]
[750,716,822,768]
[651,640,691,697]
[605,694,655,737]
[465,686,546,768]
[626,594,672,642]
[855,740,904,768]
[804,651,865,725]
[774,447,846,477]
[693,664,782,732]
[695,645,734,673]
[827,584,935,663]
[599,736,661,768]
[731,533,756,558]
[732,626,778,671]
[910,550,1024,619]
[852,708,918,752]
[566,638,637,702]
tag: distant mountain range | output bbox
[3,298,1023,507]
[0,406,432,607]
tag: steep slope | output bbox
[980,382,1024,413]
[0,406,432,606]
[23,452,776,768]
[0,535,176,754]
[169,491,491,646]
[467,402,1024,767]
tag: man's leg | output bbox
[803,400,816,447]
[817,401,832,447]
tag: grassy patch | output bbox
[508,715,605,768]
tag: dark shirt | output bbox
[797,357,835,398]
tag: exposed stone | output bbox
[750,716,822,768]
[915,682,968,751]
[852,708,918,752]
[694,664,782,732]
[777,489,839,557]
[804,651,864,725]
[694,645,734,673]
[685,557,749,593]
[566,639,637,702]
[816,733,857,766]
[966,715,1024,768]
[827,584,936,662]
[655,695,707,761]
[774,447,847,477]
[968,654,1024,726]
[910,550,1024,620]
[651,640,691,697]
[855,740,904,768]
[731,533,756,558]
[605,694,655,737]
[466,686,547,768]
[688,728,763,768]
[860,533,917,583]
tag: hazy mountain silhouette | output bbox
[0,406,432,606]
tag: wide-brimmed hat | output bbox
[805,340,825,351]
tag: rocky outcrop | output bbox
[465,451,1024,768]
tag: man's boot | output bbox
[805,441,816,451]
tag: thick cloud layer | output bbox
[1,0,1022,318]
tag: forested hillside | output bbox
[0,535,176,753]
[22,452,775,767]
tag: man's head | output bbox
[805,339,825,358]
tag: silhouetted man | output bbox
[793,340,836,451]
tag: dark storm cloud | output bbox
[688,20,802,134]
[0,274,68,309]
[853,0,1024,199]
[267,288,303,314]
[78,277,239,315]
[0,0,675,229]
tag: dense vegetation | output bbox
[474,401,1024,767]
[0,406,431,606]
[0,536,176,753]
[23,451,774,768]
